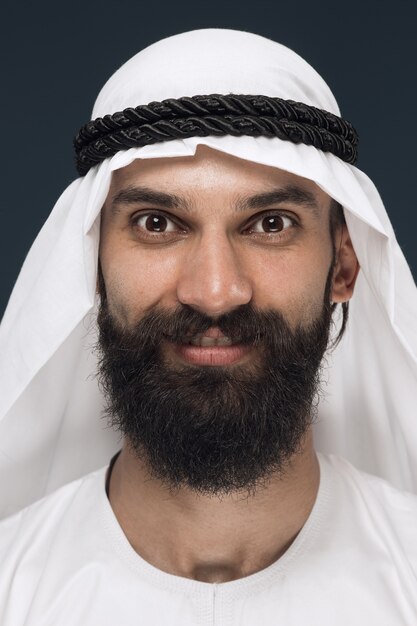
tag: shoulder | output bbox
[320,453,417,560]
[0,466,107,564]
[0,467,109,622]
[323,453,417,506]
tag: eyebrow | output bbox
[109,184,320,217]
[110,186,189,214]
[237,186,320,216]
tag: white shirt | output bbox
[1,453,416,625]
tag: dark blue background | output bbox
[1,0,416,317]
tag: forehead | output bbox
[108,146,331,209]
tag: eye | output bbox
[132,212,182,235]
[247,213,296,234]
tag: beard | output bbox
[96,272,333,497]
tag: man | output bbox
[0,28,416,625]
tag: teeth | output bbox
[189,335,234,347]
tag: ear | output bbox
[331,225,360,303]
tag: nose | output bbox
[176,232,253,316]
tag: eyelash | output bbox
[244,212,298,237]
[131,211,187,239]
[130,210,299,241]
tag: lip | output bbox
[173,343,253,366]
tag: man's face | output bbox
[100,146,336,334]
[97,146,352,495]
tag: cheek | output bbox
[245,246,331,323]
[101,248,181,326]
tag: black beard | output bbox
[96,278,333,497]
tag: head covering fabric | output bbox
[1,29,416,519]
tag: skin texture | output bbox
[99,146,359,583]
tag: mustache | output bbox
[156,304,273,345]
[97,304,267,353]
[97,301,330,359]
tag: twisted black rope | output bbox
[74,94,359,175]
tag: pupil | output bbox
[263,216,283,232]
[146,215,167,232]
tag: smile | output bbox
[164,327,254,366]
[173,341,252,367]
[181,334,234,347]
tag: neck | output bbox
[108,430,320,583]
